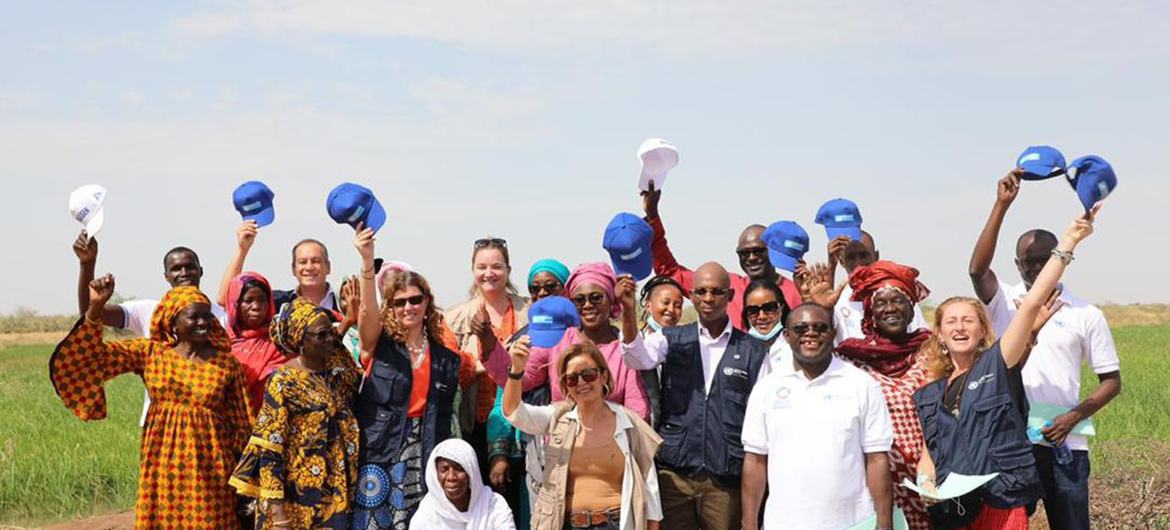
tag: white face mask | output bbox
[645,315,665,332]
[748,324,782,341]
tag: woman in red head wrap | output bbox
[834,260,934,529]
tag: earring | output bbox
[940,343,950,355]
[601,384,611,397]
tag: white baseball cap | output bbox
[637,138,679,192]
[68,184,107,238]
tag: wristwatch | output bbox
[507,370,525,380]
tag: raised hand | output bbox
[89,274,116,308]
[615,274,637,315]
[796,262,845,309]
[826,235,851,268]
[1017,287,1065,336]
[1062,204,1100,248]
[996,169,1024,206]
[237,220,259,252]
[469,300,493,341]
[641,180,662,220]
[508,335,531,373]
[353,223,376,265]
[73,230,98,264]
[341,277,361,321]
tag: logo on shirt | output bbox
[723,366,749,380]
[968,374,995,391]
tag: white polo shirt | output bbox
[741,354,893,530]
[985,282,1120,451]
[833,284,930,345]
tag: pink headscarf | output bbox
[564,262,621,318]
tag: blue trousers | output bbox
[1029,446,1091,530]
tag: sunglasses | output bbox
[736,247,768,258]
[789,322,832,336]
[474,237,507,249]
[390,294,426,308]
[572,292,607,307]
[304,327,335,341]
[562,367,603,387]
[528,282,563,296]
[692,287,729,298]
[745,301,780,316]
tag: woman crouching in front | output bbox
[502,340,662,530]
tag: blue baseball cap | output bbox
[814,198,863,241]
[1017,145,1066,181]
[602,212,654,281]
[326,183,387,233]
[762,220,809,273]
[1066,155,1117,211]
[528,296,581,348]
[232,180,275,227]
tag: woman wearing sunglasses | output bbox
[350,227,499,530]
[502,340,662,530]
[446,237,532,473]
[483,262,650,421]
[741,279,793,379]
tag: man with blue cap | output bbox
[968,167,1121,530]
[640,183,802,331]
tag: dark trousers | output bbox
[1030,446,1091,530]
[659,468,741,530]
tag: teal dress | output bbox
[487,386,530,528]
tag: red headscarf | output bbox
[226,272,288,417]
[836,260,931,377]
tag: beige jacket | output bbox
[507,400,663,530]
[445,293,530,432]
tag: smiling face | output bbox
[164,250,203,288]
[236,284,270,330]
[783,305,834,366]
[744,287,781,335]
[646,284,684,328]
[292,241,330,290]
[434,457,471,506]
[570,283,611,331]
[736,225,771,279]
[870,288,913,338]
[937,301,988,357]
[172,302,215,346]
[561,353,606,405]
[473,247,510,296]
[391,284,428,332]
[840,233,878,273]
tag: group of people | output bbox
[51,168,1120,530]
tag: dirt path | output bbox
[6,510,135,530]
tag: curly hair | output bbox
[379,270,444,344]
[922,296,997,381]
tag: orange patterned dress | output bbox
[50,319,251,529]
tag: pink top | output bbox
[484,327,650,421]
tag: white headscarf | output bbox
[408,439,515,530]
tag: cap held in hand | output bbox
[603,212,654,281]
[232,180,276,227]
[1066,155,1117,211]
[815,198,863,241]
[762,220,810,273]
[527,296,581,348]
[69,184,107,239]
[326,182,387,232]
[1016,145,1067,181]
[637,138,679,192]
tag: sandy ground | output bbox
[2,510,134,530]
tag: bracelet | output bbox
[85,314,103,326]
[508,370,525,380]
[360,272,375,280]
[1051,249,1075,265]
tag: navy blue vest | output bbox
[356,332,461,466]
[913,341,1041,508]
[657,324,767,487]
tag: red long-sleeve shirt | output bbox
[647,216,804,330]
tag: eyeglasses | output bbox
[390,294,426,308]
[736,247,768,258]
[304,327,335,341]
[572,292,606,307]
[692,287,729,298]
[745,301,780,316]
[474,238,507,249]
[789,322,832,336]
[562,367,603,387]
[528,282,563,296]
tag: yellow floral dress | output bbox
[50,318,251,530]
[231,343,361,529]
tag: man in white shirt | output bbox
[824,231,929,344]
[73,232,227,426]
[740,303,895,530]
[968,169,1121,530]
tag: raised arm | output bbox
[642,182,695,289]
[73,232,125,326]
[616,275,639,343]
[353,226,382,363]
[1001,208,1099,368]
[216,221,258,307]
[969,170,1023,303]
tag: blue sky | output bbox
[3,1,1168,314]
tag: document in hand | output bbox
[843,507,908,530]
[1027,402,1096,436]
[901,473,999,500]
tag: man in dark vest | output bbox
[622,261,769,530]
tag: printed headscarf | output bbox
[149,286,230,351]
[564,262,621,319]
[527,258,570,286]
[270,298,332,354]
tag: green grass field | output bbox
[1,327,1167,527]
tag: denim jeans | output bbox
[1029,446,1091,530]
